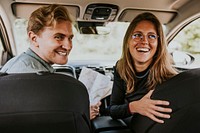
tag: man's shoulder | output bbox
[0,52,44,73]
[3,52,34,65]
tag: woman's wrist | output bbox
[129,101,139,114]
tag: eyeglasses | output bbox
[131,32,158,43]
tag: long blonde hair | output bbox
[117,12,178,93]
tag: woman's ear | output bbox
[28,31,39,47]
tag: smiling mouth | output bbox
[57,51,68,56]
[136,47,150,52]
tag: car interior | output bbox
[0,0,200,132]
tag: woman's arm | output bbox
[109,66,132,119]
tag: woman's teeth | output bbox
[136,47,150,52]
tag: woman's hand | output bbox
[129,90,172,123]
[90,101,101,120]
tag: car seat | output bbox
[0,72,91,133]
[130,68,200,133]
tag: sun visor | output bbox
[118,9,177,24]
[11,3,80,20]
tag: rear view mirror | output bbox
[77,21,110,35]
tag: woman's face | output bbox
[129,20,158,72]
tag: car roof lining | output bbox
[11,0,190,25]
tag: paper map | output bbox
[78,67,113,105]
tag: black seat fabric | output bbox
[0,72,91,133]
[130,68,200,133]
[92,116,129,132]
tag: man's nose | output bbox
[62,39,72,50]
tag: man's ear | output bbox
[28,31,39,47]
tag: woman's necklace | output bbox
[135,69,150,79]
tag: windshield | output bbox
[15,18,200,69]
[13,19,129,62]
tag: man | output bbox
[0,4,100,120]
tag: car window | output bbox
[0,18,6,66]
[168,18,200,69]
[13,19,29,54]
[0,37,3,66]
[70,22,129,61]
[14,17,200,69]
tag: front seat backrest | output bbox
[0,72,91,133]
[130,68,200,133]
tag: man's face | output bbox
[33,20,74,65]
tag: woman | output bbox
[109,12,178,124]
